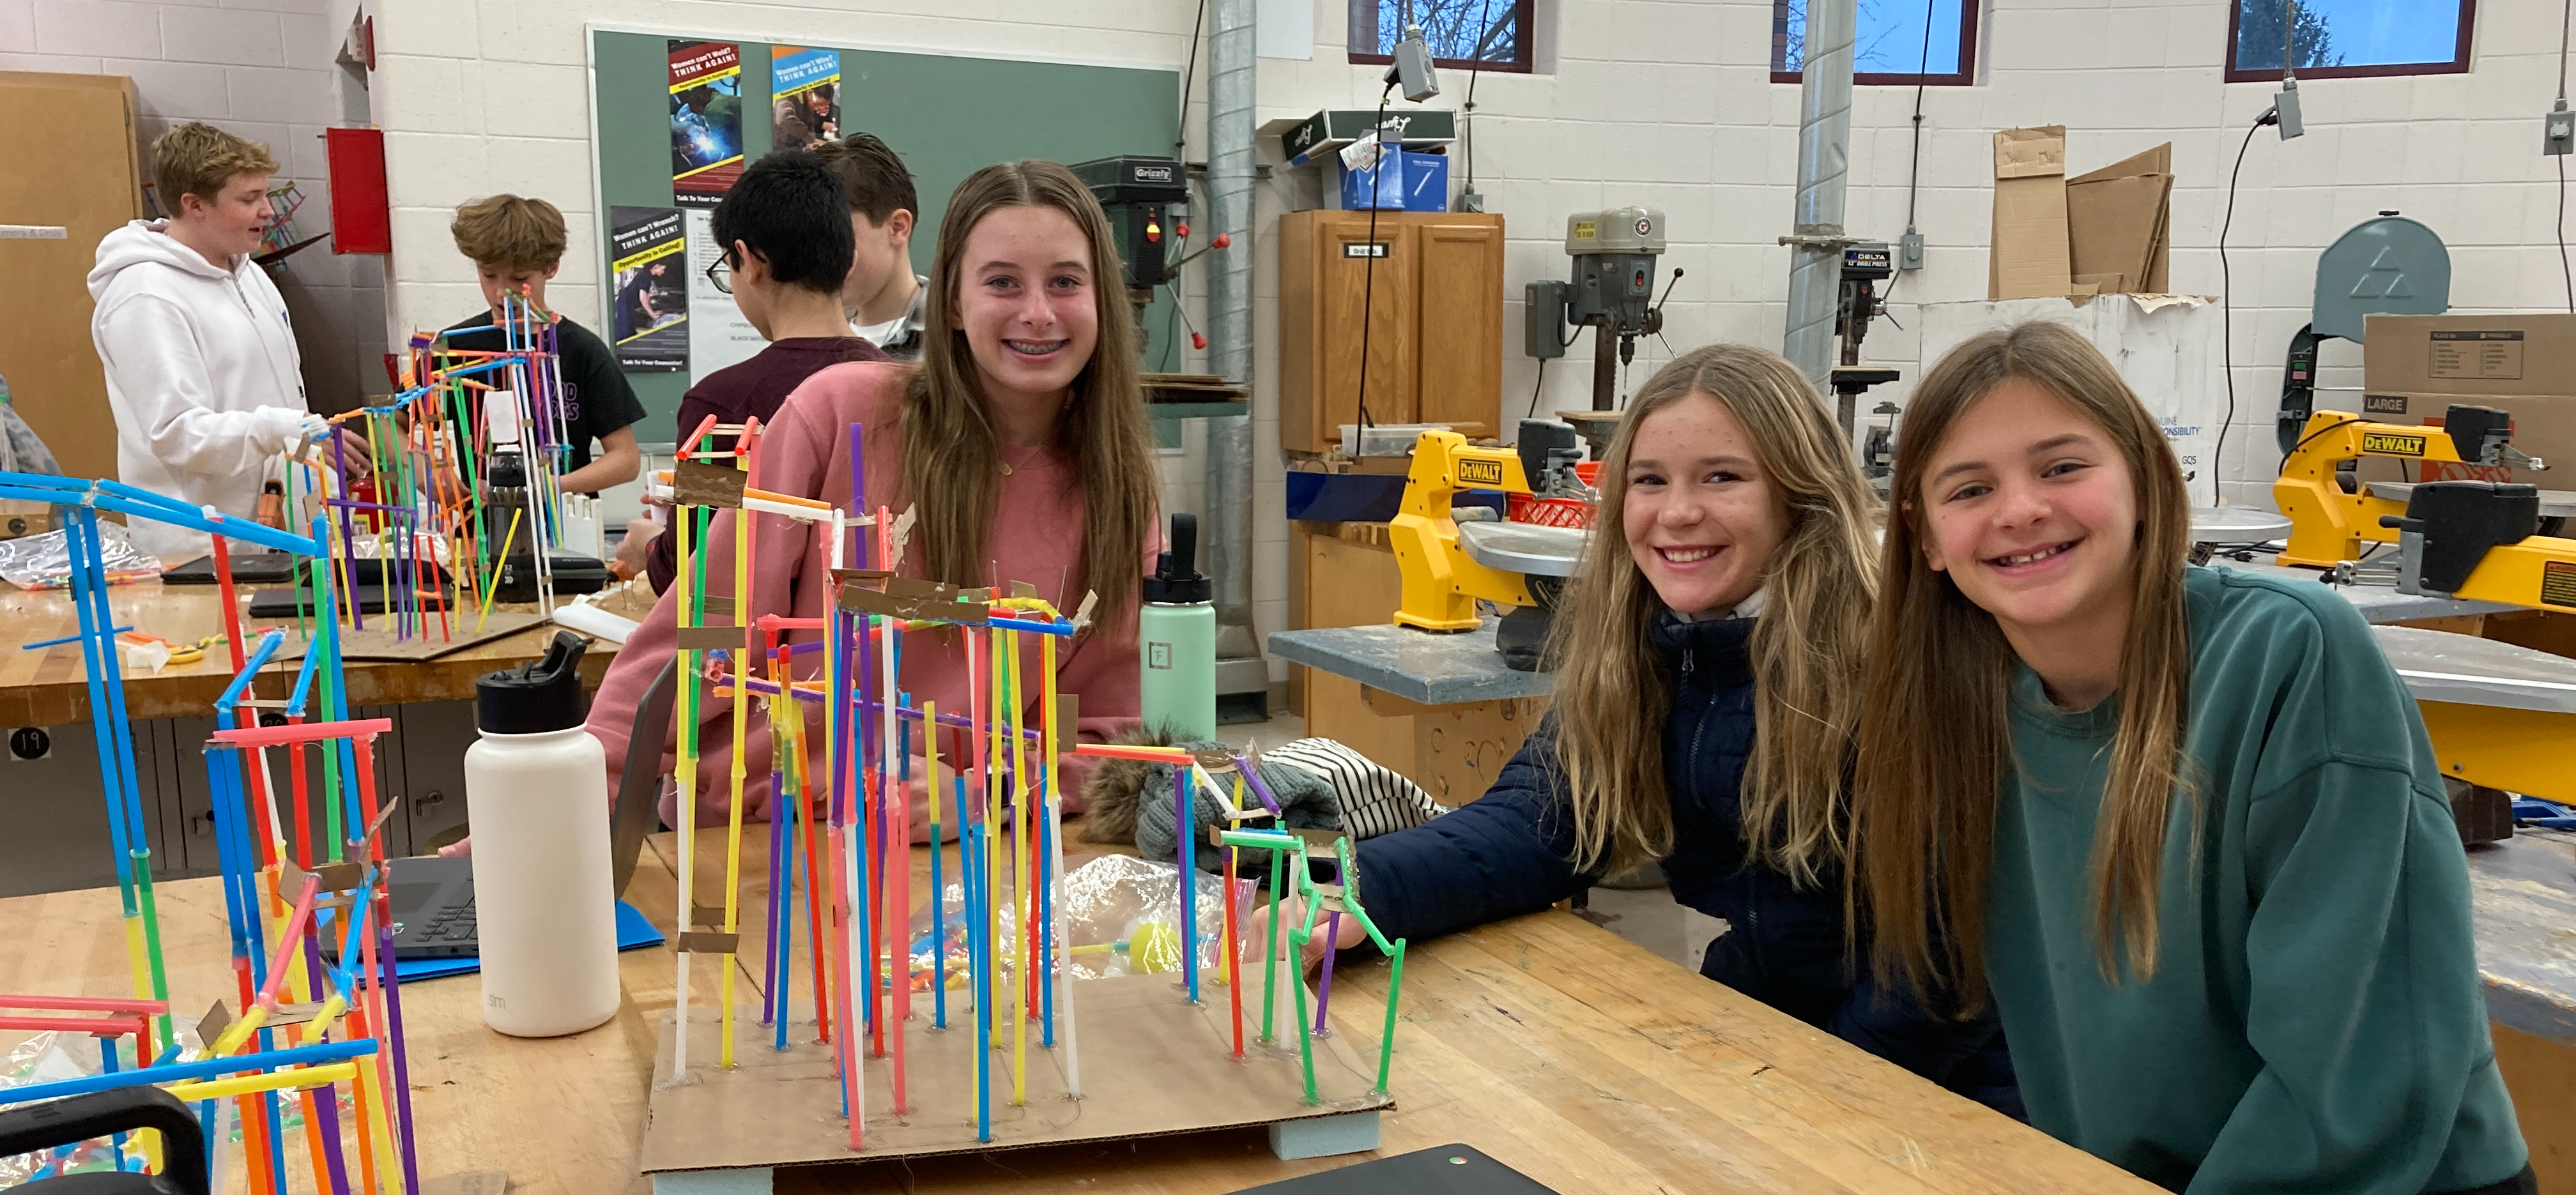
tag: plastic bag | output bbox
[0,523,164,590]
[903,855,1254,992]
[0,1031,139,1185]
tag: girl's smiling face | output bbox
[1621,392,1789,618]
[1916,377,2139,647]
[953,204,1099,412]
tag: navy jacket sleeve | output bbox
[1349,719,1595,947]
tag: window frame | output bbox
[2221,0,2474,82]
[1347,0,1538,75]
[1770,0,1981,86]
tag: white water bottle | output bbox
[463,631,619,1037]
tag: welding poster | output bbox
[668,40,744,206]
[684,208,765,382]
[770,47,841,150]
[609,206,689,372]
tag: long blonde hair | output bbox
[898,160,1158,625]
[1853,321,2195,1007]
[1548,344,1881,884]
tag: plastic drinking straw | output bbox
[475,507,523,632]
[1225,841,1243,1057]
[1041,633,1073,1083]
[1006,632,1029,1106]
[66,508,173,1057]
[878,551,907,1113]
[761,639,788,1030]
[1289,902,1321,1104]
[1314,911,1341,1035]
[0,1039,377,1109]
[353,751,421,1195]
[671,494,698,1076]
[1178,765,1199,1005]
[1261,845,1285,1045]
[968,816,991,1143]
[719,491,754,1072]
[164,1063,358,1104]
[926,700,945,1029]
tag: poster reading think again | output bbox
[771,47,841,150]
[669,40,744,206]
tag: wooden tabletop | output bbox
[0,578,645,726]
[0,830,2154,1194]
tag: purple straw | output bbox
[1314,911,1340,1035]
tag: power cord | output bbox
[1462,0,1498,192]
[1177,0,1208,151]
[2559,0,2572,312]
[2218,111,2272,498]
[1353,86,1394,431]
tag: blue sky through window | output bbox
[2234,0,2463,70]
[1777,0,1967,77]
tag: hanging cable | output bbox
[2218,113,2269,491]
[1462,0,1501,192]
[1904,0,1935,229]
[1353,87,1395,431]
[1176,0,1208,153]
[2558,0,2573,312]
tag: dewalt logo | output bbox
[2362,432,2427,457]
[1458,459,1506,485]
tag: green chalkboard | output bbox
[590,29,1183,434]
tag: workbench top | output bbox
[1269,619,1551,707]
[2465,830,2576,1043]
[0,831,2159,1194]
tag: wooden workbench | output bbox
[0,830,2158,1194]
[0,577,643,726]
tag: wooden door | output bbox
[1282,211,1420,451]
[0,72,142,482]
[1413,215,1504,441]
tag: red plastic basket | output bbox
[1508,492,1595,529]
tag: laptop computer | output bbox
[328,657,679,966]
[1225,1145,1560,1194]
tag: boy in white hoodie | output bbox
[90,122,333,558]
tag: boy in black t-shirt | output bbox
[444,194,646,496]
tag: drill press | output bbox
[1830,242,1899,439]
[1068,155,1230,348]
[1526,208,1681,447]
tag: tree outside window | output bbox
[2225,0,2471,81]
[1349,0,1533,72]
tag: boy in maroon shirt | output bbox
[624,148,885,590]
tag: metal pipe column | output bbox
[1206,0,1262,667]
[1782,0,1858,397]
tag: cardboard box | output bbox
[2067,143,2172,295]
[1989,127,2071,300]
[1335,146,1408,210]
[2358,314,2576,487]
[1402,149,1449,212]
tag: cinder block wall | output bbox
[6,0,389,411]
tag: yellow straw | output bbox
[164,1062,356,1103]
[719,502,749,1070]
[475,508,524,633]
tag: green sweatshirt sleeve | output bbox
[2188,754,2523,1195]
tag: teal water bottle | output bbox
[1139,512,1216,741]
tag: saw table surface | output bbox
[1270,620,1550,706]
[1456,519,1588,577]
[2372,625,2576,715]
[2368,482,2576,520]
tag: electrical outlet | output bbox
[1897,229,1925,271]
[2547,102,2573,156]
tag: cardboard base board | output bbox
[640,973,1393,1175]
[277,611,547,662]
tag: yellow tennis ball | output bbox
[1129,921,1183,974]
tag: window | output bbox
[1348,0,1533,73]
[1772,0,1978,86]
[2225,0,2472,81]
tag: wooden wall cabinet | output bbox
[1279,209,1503,452]
[0,72,144,483]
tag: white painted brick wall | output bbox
[8,0,388,409]
[355,0,2561,682]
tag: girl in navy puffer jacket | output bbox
[1271,344,2018,1114]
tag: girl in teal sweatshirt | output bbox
[1851,321,2529,1194]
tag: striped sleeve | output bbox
[1261,738,1443,839]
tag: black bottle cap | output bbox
[1141,512,1211,604]
[476,630,590,734]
